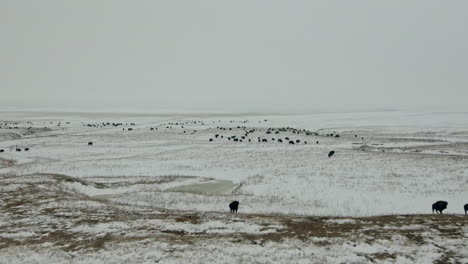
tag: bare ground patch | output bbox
[1,173,467,263]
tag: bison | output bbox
[432,201,448,214]
[464,203,467,215]
[289,141,294,144]
[229,201,239,213]
[88,142,93,146]
[328,151,335,157]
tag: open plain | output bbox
[1,111,467,263]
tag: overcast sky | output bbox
[1,1,467,113]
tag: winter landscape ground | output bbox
[0,110,467,263]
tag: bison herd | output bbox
[228,200,468,215]
[431,200,467,215]
[2,119,467,216]
[0,147,30,152]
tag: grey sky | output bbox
[1,1,467,113]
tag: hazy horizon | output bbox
[2,1,468,113]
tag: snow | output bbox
[1,111,467,216]
[325,219,357,224]
[1,110,468,263]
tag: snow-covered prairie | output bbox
[1,110,467,263]
[1,111,467,216]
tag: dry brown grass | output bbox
[1,173,467,262]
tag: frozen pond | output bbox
[166,180,238,195]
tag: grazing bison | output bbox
[316,141,319,144]
[16,148,21,152]
[278,139,283,143]
[0,149,4,153]
[432,201,448,214]
[88,142,93,146]
[229,201,239,213]
[296,140,300,143]
[209,138,213,142]
[328,151,335,157]
[262,139,268,142]
[24,148,29,151]
[464,204,468,215]
[289,141,294,144]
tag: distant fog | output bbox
[1,1,468,113]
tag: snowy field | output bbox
[1,110,467,263]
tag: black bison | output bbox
[229,201,239,213]
[88,142,93,146]
[16,148,21,152]
[296,140,300,143]
[316,141,319,144]
[0,149,4,153]
[464,204,468,215]
[289,141,294,144]
[24,148,29,151]
[278,139,283,143]
[262,139,268,142]
[328,151,335,157]
[432,201,448,214]
[209,138,213,142]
